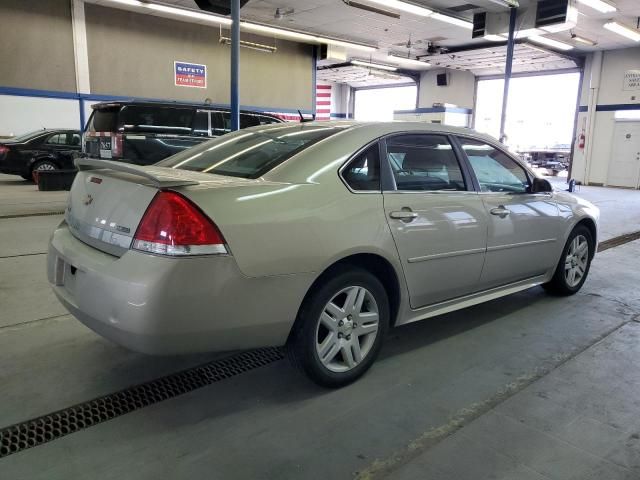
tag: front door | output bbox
[382,133,488,309]
[457,137,562,289]
[607,122,640,189]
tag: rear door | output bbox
[456,136,562,289]
[84,106,120,159]
[382,133,488,308]
[44,132,81,168]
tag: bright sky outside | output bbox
[354,86,417,122]
[474,73,581,151]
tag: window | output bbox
[120,106,194,133]
[70,134,81,146]
[342,143,381,191]
[460,138,530,193]
[158,125,344,179]
[386,134,466,191]
[88,107,119,132]
[212,112,230,136]
[46,134,65,145]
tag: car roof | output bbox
[91,101,282,118]
[255,120,499,143]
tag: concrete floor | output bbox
[1,173,640,479]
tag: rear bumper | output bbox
[47,223,313,354]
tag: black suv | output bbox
[83,101,284,165]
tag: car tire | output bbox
[31,159,58,181]
[287,266,389,388]
[543,225,594,296]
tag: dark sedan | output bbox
[0,129,81,180]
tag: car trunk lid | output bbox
[67,159,254,257]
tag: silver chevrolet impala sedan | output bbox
[48,122,599,387]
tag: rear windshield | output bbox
[158,125,343,179]
[4,130,48,143]
[87,107,119,132]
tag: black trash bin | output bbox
[37,169,77,191]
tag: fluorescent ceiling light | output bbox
[576,0,617,14]
[528,35,575,50]
[108,0,143,5]
[146,3,232,24]
[514,28,544,39]
[387,54,431,68]
[351,59,398,71]
[430,12,473,29]
[603,21,640,42]
[239,22,376,52]
[571,33,598,46]
[365,0,432,17]
[104,0,376,52]
[487,0,519,6]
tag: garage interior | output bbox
[1,0,640,478]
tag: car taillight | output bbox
[132,191,227,256]
[111,133,123,158]
[0,145,9,154]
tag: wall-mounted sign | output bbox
[174,61,207,88]
[623,70,640,91]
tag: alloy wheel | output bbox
[564,234,589,287]
[315,286,379,373]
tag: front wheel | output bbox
[287,267,389,388]
[543,225,594,295]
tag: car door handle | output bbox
[490,206,510,218]
[389,210,418,222]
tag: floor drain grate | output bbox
[0,347,284,458]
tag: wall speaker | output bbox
[436,73,448,87]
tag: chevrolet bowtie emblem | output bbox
[83,195,93,206]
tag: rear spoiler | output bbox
[75,158,199,188]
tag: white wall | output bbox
[418,69,476,109]
[0,95,81,137]
[572,46,640,185]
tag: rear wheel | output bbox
[543,225,594,295]
[31,159,57,181]
[287,267,389,388]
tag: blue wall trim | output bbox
[596,103,640,112]
[578,104,640,113]
[0,85,314,116]
[395,107,473,114]
[330,113,352,119]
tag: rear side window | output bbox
[386,134,466,191]
[120,106,194,133]
[342,143,381,191]
[158,125,343,179]
[88,108,119,132]
[46,133,66,145]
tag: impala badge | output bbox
[83,195,93,206]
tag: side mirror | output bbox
[531,177,553,193]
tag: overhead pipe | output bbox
[230,0,240,131]
[499,6,517,144]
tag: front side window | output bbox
[158,125,344,179]
[342,143,381,191]
[459,138,529,193]
[386,134,466,191]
